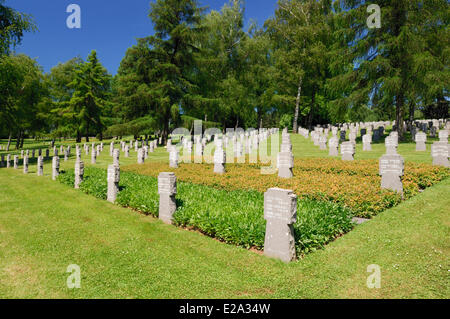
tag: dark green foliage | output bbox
[58,167,354,254]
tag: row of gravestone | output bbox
[157,172,301,263]
[161,128,279,170]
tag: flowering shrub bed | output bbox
[123,159,449,218]
[58,167,354,255]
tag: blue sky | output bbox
[7,0,277,75]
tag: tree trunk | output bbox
[293,77,303,133]
[85,122,90,143]
[76,131,81,143]
[15,131,21,150]
[307,88,315,130]
[408,102,415,123]
[6,132,12,151]
[20,134,24,148]
[395,93,405,141]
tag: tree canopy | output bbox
[1,0,448,144]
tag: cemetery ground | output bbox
[0,132,449,299]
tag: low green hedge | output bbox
[58,167,354,255]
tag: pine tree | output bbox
[68,51,111,142]
[328,0,449,139]
[146,0,203,142]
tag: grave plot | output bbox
[122,158,450,217]
[56,166,354,256]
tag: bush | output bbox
[58,167,354,255]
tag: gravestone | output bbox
[411,126,417,141]
[0,155,4,168]
[169,146,179,168]
[439,130,448,143]
[319,136,327,150]
[431,141,449,167]
[52,156,60,180]
[31,149,35,159]
[360,128,367,136]
[14,155,19,169]
[339,130,346,142]
[74,160,84,189]
[125,145,129,157]
[194,142,203,164]
[379,153,404,194]
[278,134,293,178]
[430,126,437,138]
[362,134,372,151]
[214,145,226,174]
[107,164,120,203]
[385,136,398,155]
[113,149,120,166]
[45,149,49,158]
[158,172,177,224]
[76,147,82,162]
[328,137,339,156]
[415,132,427,151]
[373,129,380,142]
[348,131,357,145]
[110,142,114,156]
[263,188,297,263]
[341,142,355,161]
[64,149,69,161]
[37,156,44,176]
[91,147,97,164]
[23,155,29,174]
[137,148,145,164]
[7,154,11,168]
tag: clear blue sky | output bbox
[7,0,277,75]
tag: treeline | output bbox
[1,0,448,146]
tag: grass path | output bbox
[0,168,448,298]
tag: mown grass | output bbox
[0,167,448,298]
[57,167,354,255]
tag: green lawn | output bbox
[0,165,448,298]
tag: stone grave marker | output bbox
[158,172,177,224]
[214,145,226,174]
[431,141,449,167]
[91,147,97,164]
[328,137,339,156]
[415,132,426,151]
[113,149,120,166]
[379,153,404,194]
[341,142,355,161]
[362,134,372,151]
[23,155,29,174]
[169,146,179,168]
[107,164,120,203]
[74,160,84,189]
[37,156,44,176]
[52,156,60,180]
[137,148,145,164]
[263,188,297,263]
